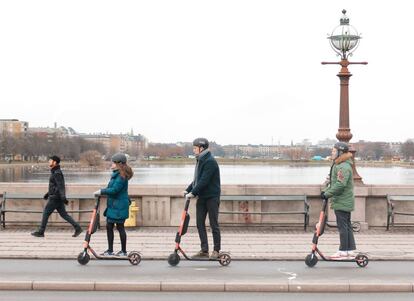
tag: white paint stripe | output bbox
[277,268,297,280]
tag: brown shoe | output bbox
[210,250,220,260]
[192,250,209,259]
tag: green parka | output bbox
[323,152,355,212]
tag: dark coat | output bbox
[101,170,130,222]
[186,151,221,199]
[45,165,67,202]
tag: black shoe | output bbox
[116,251,128,257]
[72,227,83,237]
[31,231,44,237]
[100,250,115,256]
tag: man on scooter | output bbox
[321,142,356,259]
[184,138,221,260]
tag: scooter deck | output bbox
[179,251,231,261]
[94,255,131,260]
[320,252,368,262]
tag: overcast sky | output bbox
[1,1,413,145]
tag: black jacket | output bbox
[45,165,67,202]
[186,151,221,199]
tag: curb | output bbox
[0,281,413,293]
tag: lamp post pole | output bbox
[323,10,367,184]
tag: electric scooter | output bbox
[167,196,231,267]
[77,196,142,266]
[305,196,368,268]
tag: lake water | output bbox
[1,164,414,185]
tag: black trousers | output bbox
[335,210,356,251]
[39,199,80,233]
[106,222,127,253]
[196,197,221,252]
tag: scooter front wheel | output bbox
[305,253,318,267]
[168,253,180,266]
[77,252,90,265]
[128,251,142,266]
[355,254,369,268]
[219,253,231,266]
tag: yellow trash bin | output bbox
[125,201,139,227]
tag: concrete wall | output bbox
[1,183,414,229]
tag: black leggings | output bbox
[106,222,127,253]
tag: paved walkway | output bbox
[1,259,414,293]
[1,227,414,260]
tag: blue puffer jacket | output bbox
[100,170,129,221]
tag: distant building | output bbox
[28,126,78,138]
[81,133,147,157]
[296,139,313,148]
[0,119,28,137]
[223,144,283,158]
[317,138,337,148]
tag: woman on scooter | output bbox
[94,153,133,256]
[321,142,357,259]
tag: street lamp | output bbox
[328,9,361,60]
[322,9,367,184]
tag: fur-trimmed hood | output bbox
[335,152,353,165]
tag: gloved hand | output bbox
[43,193,49,200]
[93,190,101,197]
[320,191,327,200]
[63,198,69,205]
[182,191,188,197]
[185,192,195,200]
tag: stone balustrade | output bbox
[1,183,414,229]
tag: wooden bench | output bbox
[387,194,414,230]
[219,195,309,230]
[0,192,98,229]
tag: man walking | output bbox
[184,138,222,259]
[31,155,82,237]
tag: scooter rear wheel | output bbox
[305,253,318,267]
[352,222,361,233]
[168,253,180,266]
[128,251,142,266]
[77,252,90,265]
[355,254,369,268]
[218,253,231,266]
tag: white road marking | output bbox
[277,268,297,280]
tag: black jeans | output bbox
[196,197,221,252]
[39,199,80,233]
[106,222,127,253]
[335,210,356,251]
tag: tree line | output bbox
[1,133,413,162]
[0,133,106,162]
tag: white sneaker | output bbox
[330,251,348,259]
[347,250,357,258]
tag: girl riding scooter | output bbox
[94,153,133,257]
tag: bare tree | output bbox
[401,140,414,160]
[80,150,103,167]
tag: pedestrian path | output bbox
[1,227,414,260]
[1,259,414,293]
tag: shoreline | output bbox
[1,159,413,169]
